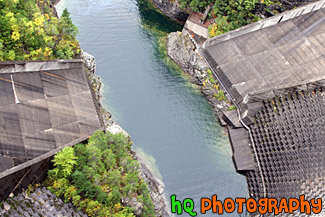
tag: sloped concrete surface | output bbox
[0,187,87,217]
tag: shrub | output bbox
[179,0,215,12]
[215,89,226,101]
[88,130,109,151]
[71,170,109,204]
[227,105,237,111]
[50,147,77,178]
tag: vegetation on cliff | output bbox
[178,0,286,37]
[208,0,261,37]
[45,130,156,217]
[0,0,79,61]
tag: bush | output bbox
[88,130,109,151]
[209,0,260,37]
[179,0,215,12]
[215,89,226,101]
[50,147,77,178]
[227,105,237,111]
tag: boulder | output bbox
[82,51,96,75]
[167,30,208,82]
[106,123,129,137]
[122,197,143,216]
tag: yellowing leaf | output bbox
[11,30,20,41]
[34,13,45,26]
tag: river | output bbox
[56,0,248,216]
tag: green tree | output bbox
[50,147,78,178]
[0,0,80,60]
[60,8,78,37]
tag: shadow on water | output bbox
[136,0,182,34]
[136,0,186,79]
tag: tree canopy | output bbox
[0,0,80,61]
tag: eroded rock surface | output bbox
[167,30,208,80]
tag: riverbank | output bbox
[142,0,237,123]
[165,30,233,123]
[82,51,170,217]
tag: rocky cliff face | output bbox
[167,31,208,78]
[133,153,170,217]
[167,30,230,118]
[82,52,170,217]
[83,51,113,125]
[151,0,189,22]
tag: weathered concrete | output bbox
[0,187,87,217]
[203,2,325,109]
[184,20,209,38]
[0,59,83,73]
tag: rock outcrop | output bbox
[83,51,113,125]
[167,30,230,118]
[167,31,208,80]
[151,0,189,22]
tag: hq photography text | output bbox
[170,195,323,216]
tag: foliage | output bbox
[179,0,215,12]
[0,0,80,61]
[46,130,156,217]
[215,89,226,101]
[49,147,77,178]
[206,69,229,103]
[227,105,237,111]
[206,69,217,85]
[178,0,271,37]
[262,0,280,7]
[208,0,260,37]
[208,15,235,37]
